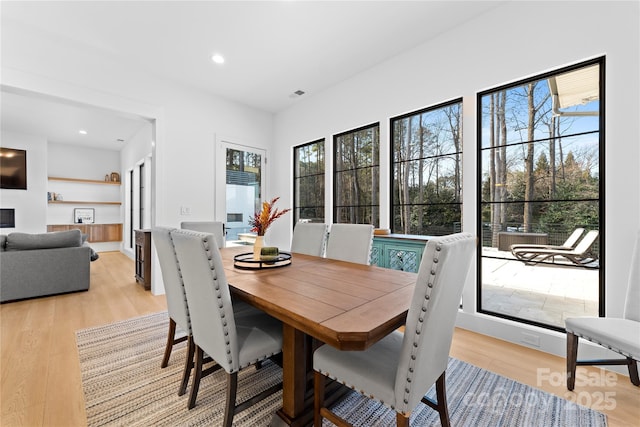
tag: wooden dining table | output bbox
[220,246,418,427]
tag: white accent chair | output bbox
[290,222,328,257]
[565,231,640,390]
[170,229,283,426]
[153,226,261,398]
[325,223,374,265]
[181,222,255,317]
[313,233,476,427]
[180,221,225,248]
[152,226,193,396]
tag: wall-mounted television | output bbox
[0,148,27,190]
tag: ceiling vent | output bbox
[289,90,305,98]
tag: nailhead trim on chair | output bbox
[400,243,441,408]
[565,329,638,360]
[170,232,192,333]
[200,232,282,372]
[315,368,396,410]
[199,234,236,368]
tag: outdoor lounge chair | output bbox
[509,228,585,252]
[511,230,599,265]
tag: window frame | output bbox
[293,138,325,225]
[389,98,463,236]
[475,56,606,332]
[333,122,380,226]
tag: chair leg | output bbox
[434,372,450,427]
[628,358,640,386]
[421,372,450,427]
[314,371,325,427]
[161,318,177,368]
[567,332,579,391]
[223,372,238,427]
[188,345,204,409]
[396,412,410,427]
[178,335,195,396]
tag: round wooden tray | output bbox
[233,252,292,270]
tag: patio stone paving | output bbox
[481,251,599,328]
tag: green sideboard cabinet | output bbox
[371,234,430,273]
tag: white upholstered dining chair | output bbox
[180,221,225,248]
[170,229,283,426]
[325,223,374,265]
[565,230,640,390]
[290,222,328,257]
[153,226,260,399]
[152,226,194,396]
[313,232,476,427]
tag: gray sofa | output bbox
[0,229,91,302]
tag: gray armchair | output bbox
[313,233,476,427]
[565,231,640,389]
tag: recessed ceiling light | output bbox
[211,54,225,64]
[79,129,88,135]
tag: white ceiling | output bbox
[1,89,151,150]
[1,1,504,150]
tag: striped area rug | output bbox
[76,312,607,426]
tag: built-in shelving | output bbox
[47,224,123,243]
[48,200,121,205]
[47,176,122,205]
[48,176,121,185]
[47,176,124,241]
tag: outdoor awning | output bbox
[548,64,599,115]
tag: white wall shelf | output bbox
[48,176,121,185]
[48,200,121,205]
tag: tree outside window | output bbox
[334,124,380,226]
[293,139,325,224]
[391,100,462,236]
[478,57,604,330]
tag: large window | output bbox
[391,100,462,236]
[293,139,325,223]
[334,123,380,225]
[477,58,604,331]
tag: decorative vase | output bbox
[253,235,265,260]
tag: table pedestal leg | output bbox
[275,324,312,427]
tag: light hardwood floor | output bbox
[1,252,638,426]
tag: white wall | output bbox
[272,1,640,362]
[120,121,153,173]
[0,131,47,233]
[47,142,120,181]
[2,12,274,294]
